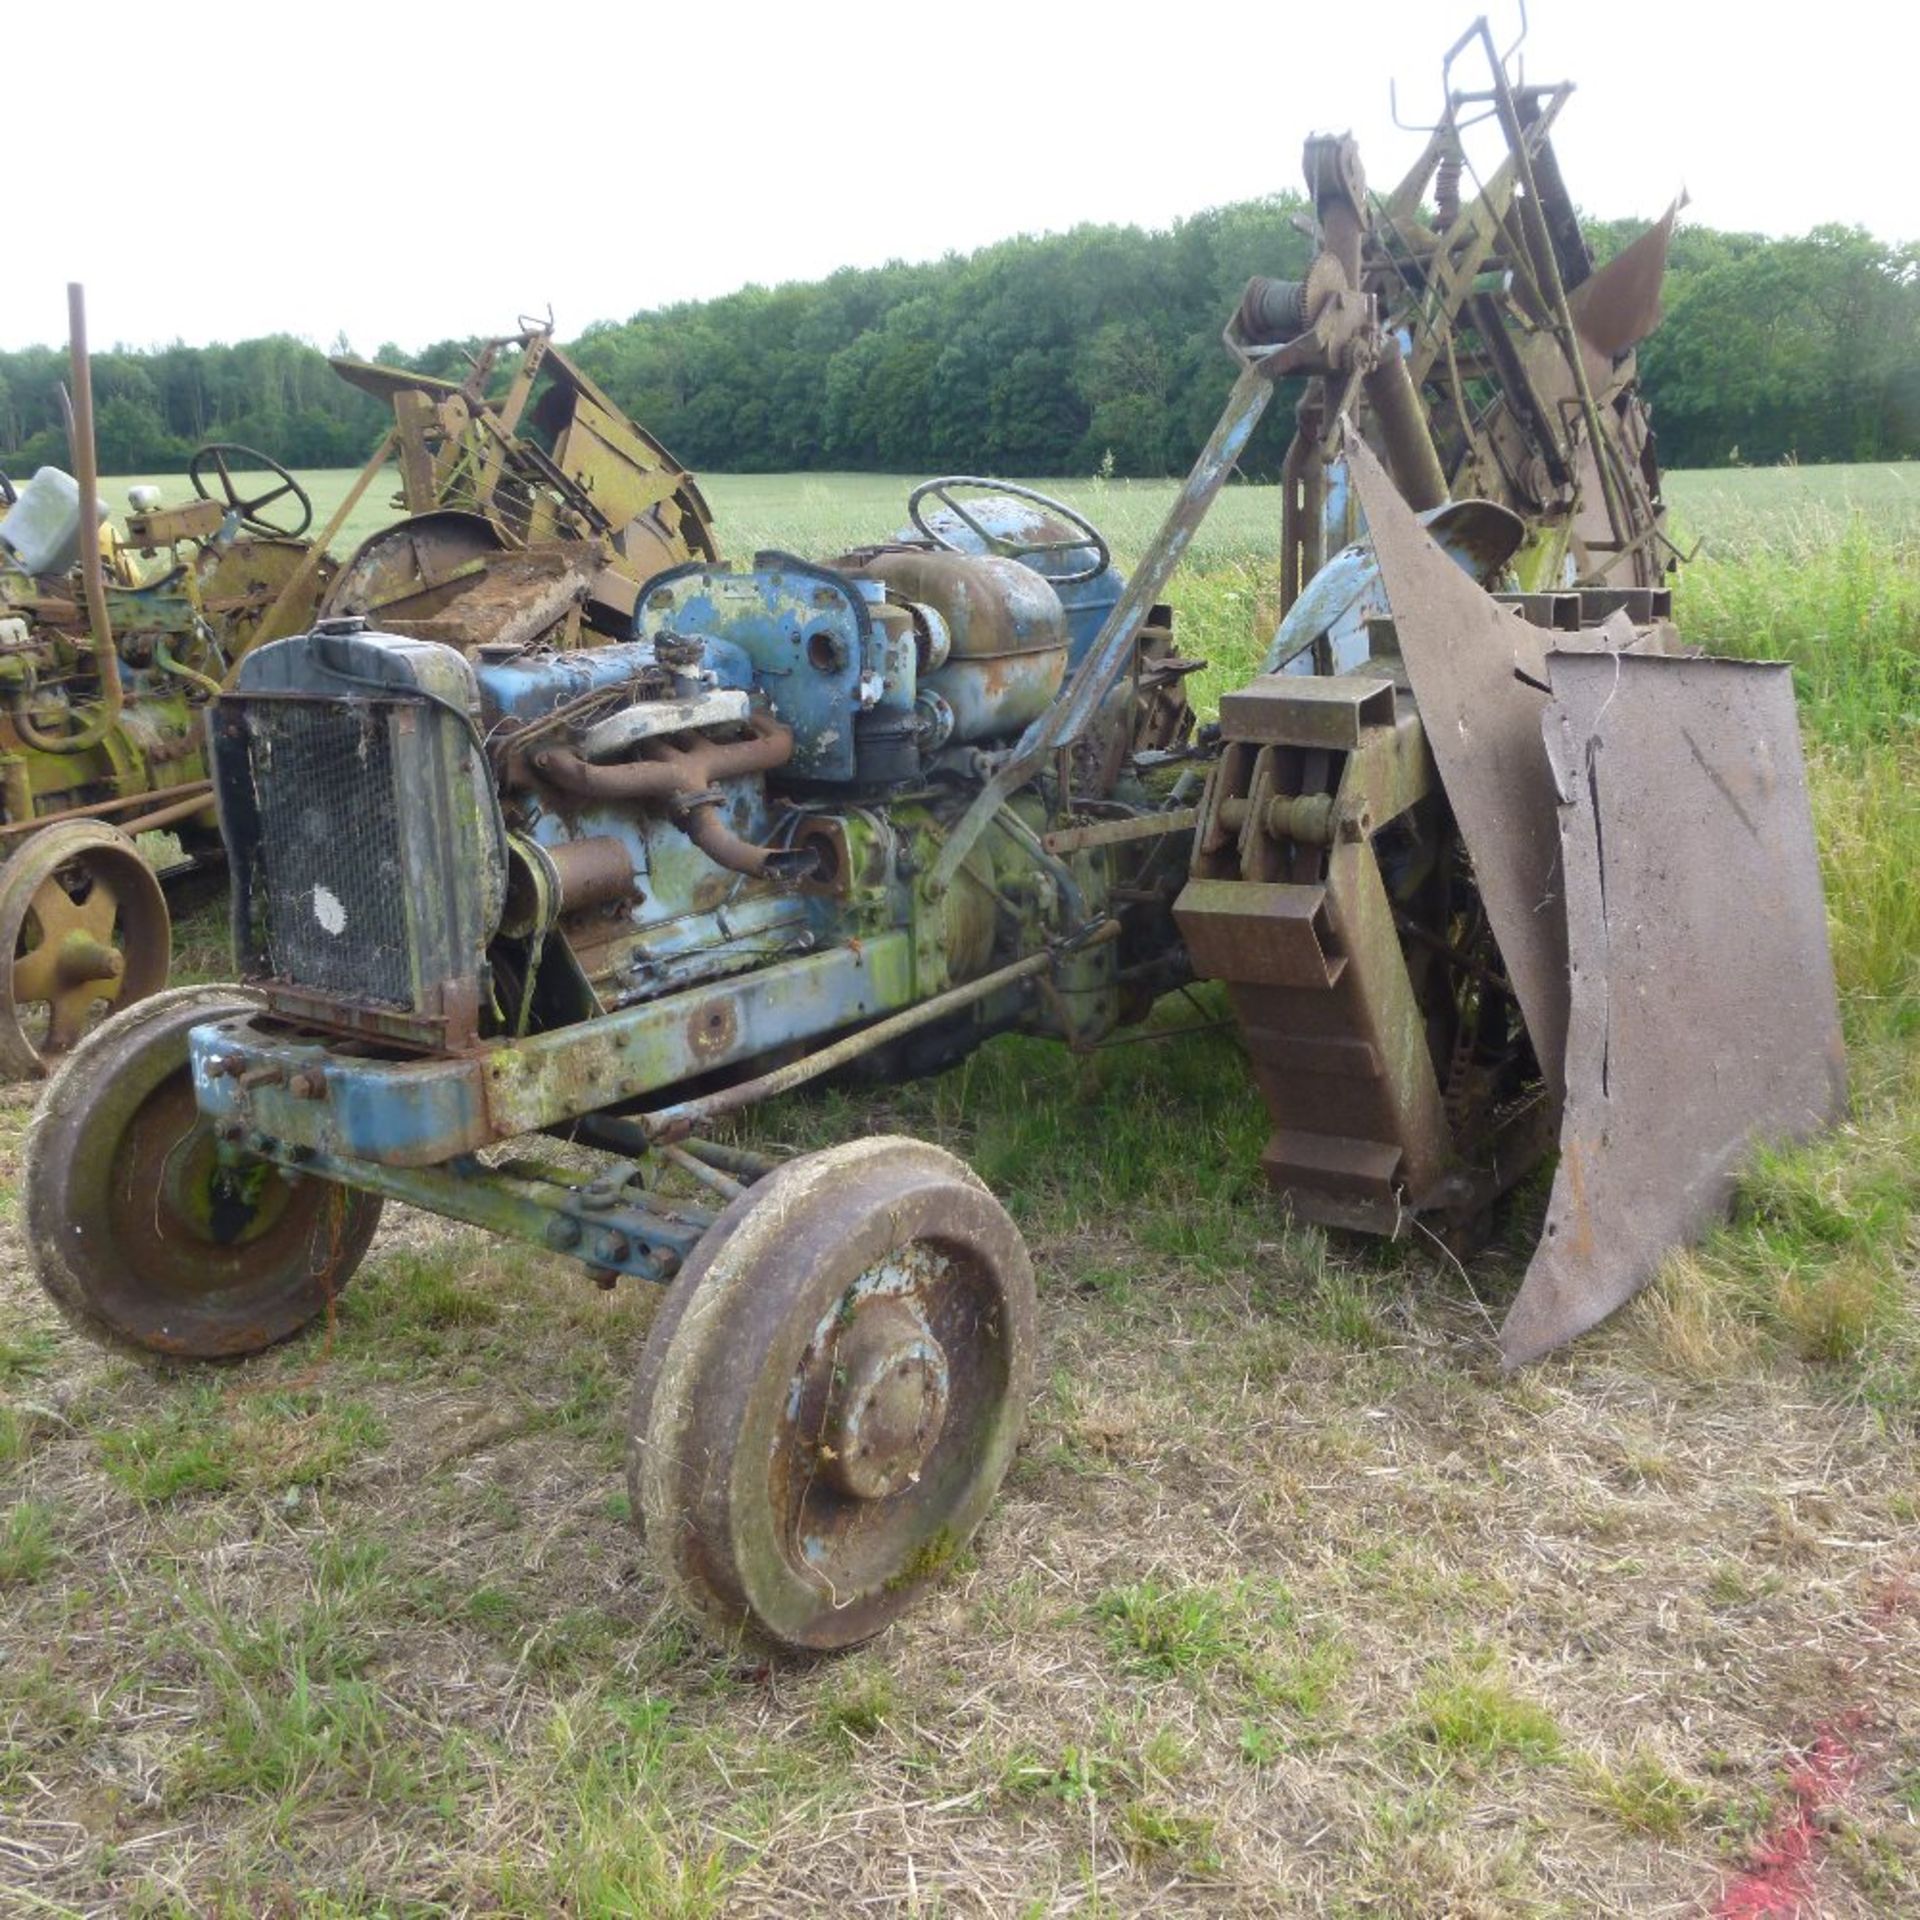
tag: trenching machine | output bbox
[24,24,1844,1654]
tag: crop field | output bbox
[0,465,1915,1916]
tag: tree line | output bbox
[2,204,1915,481]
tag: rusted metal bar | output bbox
[679,1137,780,1181]
[1087,1018,1235,1051]
[640,942,1078,1143]
[19,288,123,756]
[241,429,399,674]
[0,780,213,839]
[67,287,114,677]
[573,1111,779,1184]
[114,788,221,839]
[1467,20,1630,552]
[929,365,1276,895]
[1040,806,1199,856]
[1361,336,1449,511]
[662,1141,746,1200]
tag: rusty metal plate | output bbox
[1569,200,1680,361]
[1509,605,1683,690]
[1499,651,1848,1366]
[1350,435,1570,1098]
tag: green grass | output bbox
[1578,1747,1709,1837]
[96,1387,388,1502]
[1094,1578,1267,1682]
[1406,1661,1565,1770]
[0,1499,56,1584]
[0,1325,57,1381]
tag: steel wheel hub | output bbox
[820,1295,951,1501]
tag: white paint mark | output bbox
[313,885,347,935]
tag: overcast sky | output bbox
[8,0,1909,357]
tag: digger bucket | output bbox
[1353,440,1847,1362]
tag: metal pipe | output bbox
[533,713,812,879]
[155,633,224,699]
[662,1141,745,1200]
[678,793,806,879]
[16,287,124,755]
[1362,336,1450,512]
[680,1136,781,1180]
[543,834,635,913]
[570,1113,779,1184]
[530,711,794,801]
[0,778,212,838]
[641,941,1074,1142]
[114,787,221,839]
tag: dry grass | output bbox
[3,1071,1916,1915]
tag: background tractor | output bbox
[0,300,717,1081]
[0,288,338,1077]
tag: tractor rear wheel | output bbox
[627,1136,1035,1655]
[0,821,170,1079]
[25,986,384,1361]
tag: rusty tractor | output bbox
[0,303,717,1082]
[0,289,342,1077]
[24,23,1844,1653]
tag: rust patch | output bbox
[1501,652,1846,1366]
[688,999,738,1062]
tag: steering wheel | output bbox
[907,476,1112,586]
[188,443,313,539]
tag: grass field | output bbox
[0,463,1914,1915]
[100,452,1920,566]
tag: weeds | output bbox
[97,1388,388,1502]
[1579,1747,1708,1837]
[0,1499,56,1584]
[1406,1659,1565,1770]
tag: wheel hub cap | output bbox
[822,1298,951,1501]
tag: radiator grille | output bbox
[247,702,413,1006]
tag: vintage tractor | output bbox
[23,24,1844,1653]
[0,304,718,1081]
[25,473,1186,1652]
[0,289,340,1077]
[275,321,718,653]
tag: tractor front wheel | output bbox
[25,987,384,1361]
[627,1136,1036,1655]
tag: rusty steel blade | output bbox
[1568,201,1680,361]
[1350,437,1570,1098]
[1499,651,1848,1366]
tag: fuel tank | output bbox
[852,548,1068,745]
